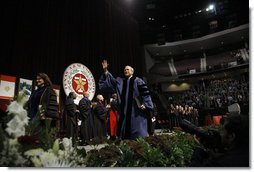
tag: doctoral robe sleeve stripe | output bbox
[44,88,59,118]
[138,84,151,97]
[138,84,149,92]
[140,92,151,96]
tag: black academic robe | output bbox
[92,101,107,139]
[79,97,93,143]
[65,97,77,140]
[27,86,59,142]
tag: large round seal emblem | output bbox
[63,63,96,104]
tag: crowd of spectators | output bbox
[167,104,199,129]
[167,76,248,111]
[154,75,248,129]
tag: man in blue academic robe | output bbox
[98,60,154,140]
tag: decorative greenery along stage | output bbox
[0,92,198,167]
[84,132,197,167]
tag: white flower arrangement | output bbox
[0,89,31,166]
[5,89,30,138]
[0,139,28,166]
[24,138,84,167]
[0,90,87,167]
[62,137,73,151]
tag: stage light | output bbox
[205,4,216,15]
[208,4,214,10]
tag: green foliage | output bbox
[25,117,40,136]
[0,109,8,150]
[39,119,56,150]
[2,107,199,168]
[167,131,197,167]
[117,142,138,167]
[136,138,168,167]
[0,127,6,152]
[204,124,222,131]
[76,148,87,159]
[25,115,56,150]
[87,136,108,145]
[85,144,121,167]
[1,91,198,167]
[145,134,172,155]
[83,132,198,167]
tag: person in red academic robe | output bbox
[109,93,118,140]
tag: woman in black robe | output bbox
[27,73,59,148]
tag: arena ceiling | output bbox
[117,0,249,46]
[144,24,249,58]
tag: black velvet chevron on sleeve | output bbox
[138,84,150,96]
[44,88,59,119]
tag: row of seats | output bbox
[150,48,247,76]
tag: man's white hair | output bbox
[97,94,104,101]
[125,65,134,73]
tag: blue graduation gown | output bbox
[98,72,154,140]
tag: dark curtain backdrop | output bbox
[1,0,143,100]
